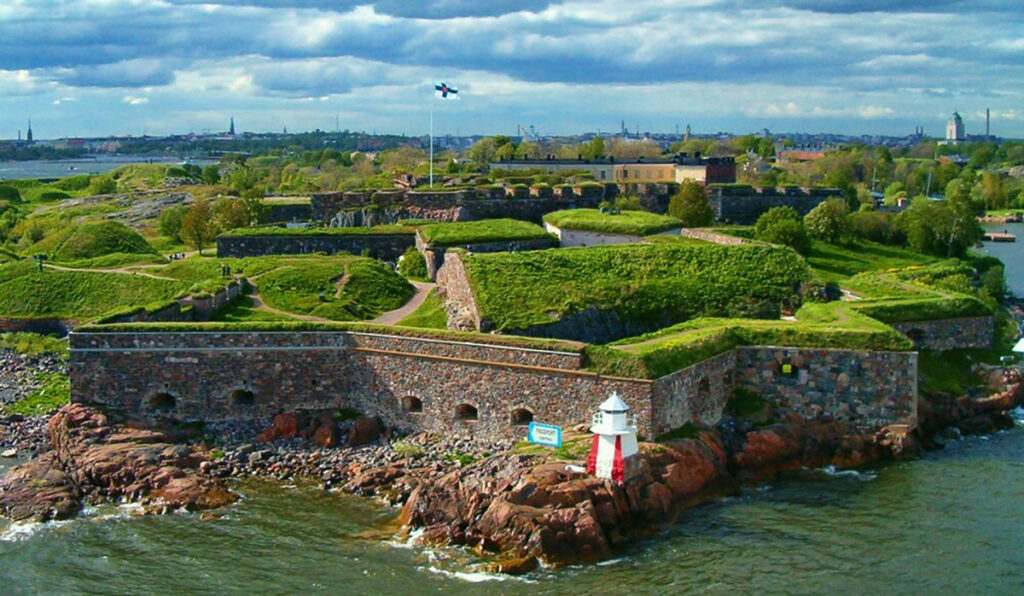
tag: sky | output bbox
[0,0,1021,140]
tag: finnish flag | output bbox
[434,82,460,99]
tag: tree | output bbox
[157,205,188,242]
[468,137,497,166]
[579,137,605,160]
[667,180,713,226]
[180,197,217,254]
[883,181,906,206]
[755,206,810,253]
[804,198,850,243]
[239,188,269,226]
[201,165,221,185]
[213,197,248,232]
[895,196,982,258]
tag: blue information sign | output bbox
[527,422,562,448]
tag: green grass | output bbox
[263,196,311,205]
[463,243,809,334]
[804,239,937,282]
[396,289,448,329]
[643,235,711,246]
[917,348,1004,394]
[5,372,71,416]
[255,257,413,321]
[0,332,68,356]
[24,221,158,263]
[543,209,684,236]
[0,260,189,320]
[210,295,294,322]
[53,252,169,269]
[417,219,554,247]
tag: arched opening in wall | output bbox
[456,403,478,421]
[150,392,176,411]
[698,376,710,397]
[510,408,533,426]
[402,396,423,413]
[230,389,255,407]
[906,328,926,346]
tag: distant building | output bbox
[945,111,965,144]
[26,119,33,144]
[490,153,736,184]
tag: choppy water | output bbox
[2,424,1023,594]
[0,223,1022,594]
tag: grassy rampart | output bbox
[543,209,683,236]
[418,219,553,247]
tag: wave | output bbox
[426,565,536,584]
[815,465,877,481]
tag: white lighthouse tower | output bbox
[586,392,641,483]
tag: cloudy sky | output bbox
[0,0,1021,140]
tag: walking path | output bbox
[368,281,435,325]
[43,263,180,282]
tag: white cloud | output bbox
[122,95,149,105]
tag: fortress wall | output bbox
[417,232,559,280]
[678,229,750,246]
[216,233,416,261]
[69,331,650,441]
[892,316,994,351]
[709,187,842,224]
[735,347,918,430]
[650,350,736,436]
[435,252,482,330]
[544,223,645,248]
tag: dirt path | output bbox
[368,281,436,325]
[43,263,180,282]
[248,293,332,323]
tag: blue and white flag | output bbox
[434,82,460,100]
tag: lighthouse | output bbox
[586,392,641,483]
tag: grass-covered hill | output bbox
[543,209,684,236]
[24,221,159,264]
[461,243,809,337]
[418,218,554,247]
[0,260,187,321]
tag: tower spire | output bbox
[229,116,235,136]
[26,117,33,143]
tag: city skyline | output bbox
[0,1,1020,139]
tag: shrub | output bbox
[158,205,189,243]
[37,190,71,202]
[667,180,713,227]
[0,185,21,203]
[88,176,117,195]
[848,210,899,244]
[804,198,850,243]
[759,218,811,254]
[754,206,801,237]
[397,246,428,280]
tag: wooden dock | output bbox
[983,232,1017,242]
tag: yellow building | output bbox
[491,155,735,185]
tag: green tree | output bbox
[397,246,428,280]
[201,165,221,185]
[755,206,801,236]
[760,219,811,254]
[667,180,713,227]
[468,137,497,166]
[213,197,248,232]
[804,198,850,243]
[239,188,269,226]
[157,205,188,242]
[180,197,217,254]
[579,137,605,160]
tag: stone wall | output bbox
[69,331,652,441]
[69,330,921,443]
[434,252,482,331]
[0,318,70,335]
[892,316,994,351]
[679,228,750,246]
[544,223,646,248]
[735,347,918,429]
[266,203,312,223]
[708,186,842,224]
[651,351,736,435]
[216,233,416,261]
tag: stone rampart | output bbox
[679,229,750,246]
[417,231,558,281]
[69,331,651,441]
[0,318,71,335]
[434,252,483,331]
[544,223,647,248]
[735,347,918,429]
[216,233,416,261]
[708,186,842,224]
[69,330,920,443]
[892,316,994,351]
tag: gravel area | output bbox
[0,350,67,456]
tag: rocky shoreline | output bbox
[1,359,1022,571]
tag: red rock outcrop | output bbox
[0,403,235,521]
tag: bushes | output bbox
[0,185,21,203]
[804,198,849,243]
[847,210,902,245]
[667,180,713,227]
[397,246,428,280]
[158,205,188,243]
[759,219,811,254]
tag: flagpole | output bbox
[429,100,434,188]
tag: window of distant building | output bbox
[600,170,606,180]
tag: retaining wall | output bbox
[892,316,994,351]
[416,231,558,280]
[709,187,842,224]
[216,233,416,261]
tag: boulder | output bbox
[347,416,382,447]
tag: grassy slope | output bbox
[220,225,414,237]
[543,209,684,236]
[24,221,158,262]
[418,219,553,247]
[396,289,448,329]
[805,238,937,282]
[0,261,188,320]
[464,243,809,331]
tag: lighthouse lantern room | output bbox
[586,392,641,483]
